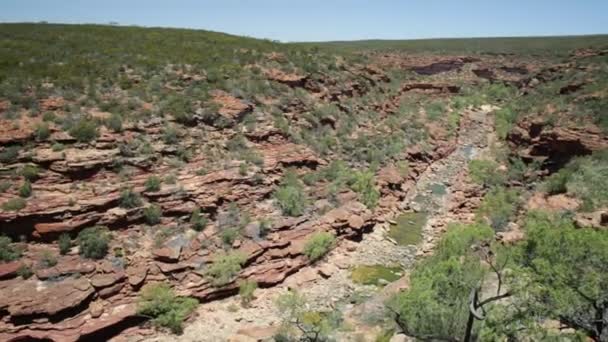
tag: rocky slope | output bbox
[1,24,607,341]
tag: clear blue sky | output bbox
[2,0,607,42]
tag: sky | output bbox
[1,0,607,42]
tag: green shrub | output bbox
[349,170,380,209]
[137,283,198,334]
[58,233,71,255]
[514,212,608,341]
[190,208,207,231]
[165,97,195,125]
[39,250,58,268]
[162,125,179,144]
[34,122,50,140]
[17,265,33,279]
[476,187,519,231]
[564,154,608,211]
[387,223,494,341]
[220,228,239,245]
[51,142,65,151]
[145,175,162,192]
[20,164,40,181]
[0,146,20,164]
[2,197,26,211]
[425,101,445,121]
[0,181,11,193]
[69,118,98,142]
[18,180,32,198]
[106,113,123,132]
[239,280,258,307]
[119,188,142,208]
[42,111,56,122]
[206,251,246,287]
[0,236,21,262]
[77,226,110,259]
[494,107,518,139]
[303,232,335,262]
[468,159,506,188]
[274,170,307,216]
[143,204,162,225]
[543,152,608,211]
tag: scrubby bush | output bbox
[137,283,198,334]
[165,97,195,125]
[190,208,207,231]
[106,113,123,132]
[162,125,179,144]
[77,226,110,259]
[564,154,608,211]
[494,107,518,139]
[2,197,26,211]
[0,236,21,262]
[69,118,98,142]
[206,251,246,287]
[220,228,239,245]
[20,164,40,181]
[0,181,11,193]
[274,170,307,216]
[18,180,32,198]
[58,233,71,255]
[468,159,506,188]
[34,122,50,140]
[476,187,519,231]
[0,146,20,164]
[303,232,335,262]
[145,175,162,192]
[119,188,142,208]
[17,265,33,279]
[39,250,58,268]
[543,152,608,211]
[349,170,380,209]
[143,204,162,225]
[239,280,258,307]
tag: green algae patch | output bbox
[388,212,427,246]
[351,265,402,286]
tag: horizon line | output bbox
[1,20,608,44]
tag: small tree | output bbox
[517,212,608,341]
[275,290,339,341]
[386,224,509,342]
